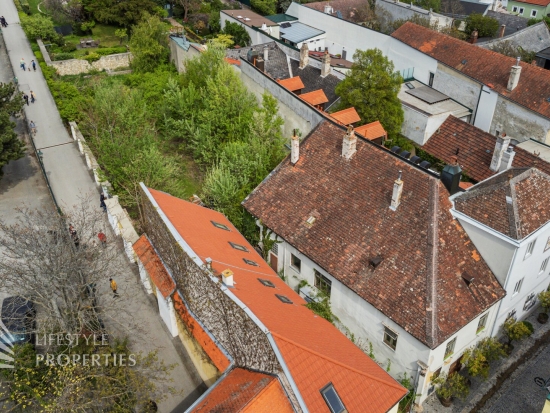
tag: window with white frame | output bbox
[477,313,488,333]
[525,239,536,259]
[540,257,549,275]
[444,337,456,360]
[383,326,398,350]
[513,278,524,296]
[531,9,538,17]
[512,5,518,11]
[519,7,524,14]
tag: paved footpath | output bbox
[0,2,204,411]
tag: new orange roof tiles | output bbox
[300,89,329,106]
[133,235,175,298]
[330,107,361,125]
[355,120,387,141]
[277,76,305,91]
[147,188,407,413]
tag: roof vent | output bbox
[237,15,243,18]
[400,150,411,159]
[410,155,422,164]
[419,160,431,169]
[462,271,474,286]
[306,216,316,225]
[275,294,293,304]
[391,146,401,154]
[221,269,234,287]
[369,255,383,269]
[244,17,251,21]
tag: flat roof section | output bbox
[222,9,279,28]
[399,80,471,118]
[279,22,325,43]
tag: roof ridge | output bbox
[426,179,439,348]
[271,332,405,391]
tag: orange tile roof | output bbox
[514,0,550,5]
[224,57,241,66]
[190,368,293,412]
[147,188,407,413]
[300,89,329,106]
[278,76,305,91]
[330,107,361,125]
[354,120,387,141]
[133,235,175,298]
[173,292,231,372]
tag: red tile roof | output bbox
[147,188,407,413]
[514,0,550,5]
[391,23,550,119]
[224,57,241,66]
[300,89,329,106]
[190,368,293,412]
[422,116,550,182]
[330,107,361,125]
[243,121,505,348]
[454,168,550,239]
[278,76,305,91]
[133,236,175,298]
[355,120,387,141]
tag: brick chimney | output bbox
[499,146,516,172]
[342,125,357,160]
[498,24,506,38]
[291,130,300,165]
[299,43,309,69]
[489,135,511,171]
[390,171,404,211]
[221,269,234,287]
[321,48,331,77]
[507,57,522,91]
[470,29,478,44]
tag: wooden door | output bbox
[270,252,278,272]
[449,355,463,375]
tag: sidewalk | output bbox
[0,2,204,411]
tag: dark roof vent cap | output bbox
[369,255,383,269]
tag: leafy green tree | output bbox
[178,0,201,21]
[432,373,469,401]
[528,16,550,26]
[115,28,128,44]
[223,21,251,47]
[461,337,506,380]
[19,13,59,41]
[335,48,404,139]
[83,0,160,28]
[251,0,276,15]
[465,13,499,37]
[212,33,234,48]
[538,290,550,314]
[502,317,532,346]
[489,41,536,63]
[0,83,25,176]
[415,0,441,12]
[129,13,170,73]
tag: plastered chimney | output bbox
[324,3,333,13]
[498,24,506,38]
[390,171,404,211]
[263,45,269,61]
[489,135,511,171]
[321,48,331,77]
[470,29,478,44]
[507,57,522,91]
[499,146,516,172]
[221,269,234,287]
[342,125,357,160]
[299,43,309,69]
[291,130,300,164]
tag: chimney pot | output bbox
[390,171,404,211]
[441,162,462,195]
[263,45,268,61]
[490,136,511,171]
[499,24,506,38]
[291,130,300,165]
[507,58,522,91]
[342,125,357,160]
[470,30,478,44]
[205,257,212,270]
[221,269,234,287]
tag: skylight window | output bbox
[229,242,248,252]
[320,383,346,413]
[211,221,230,231]
[306,216,316,225]
[275,294,293,304]
[258,278,275,288]
[243,258,259,266]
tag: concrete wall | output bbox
[375,0,454,28]
[170,40,202,72]
[491,97,550,143]
[50,53,132,76]
[401,104,452,145]
[240,59,325,138]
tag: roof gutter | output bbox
[140,183,308,413]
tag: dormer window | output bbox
[320,383,346,413]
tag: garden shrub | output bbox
[83,52,100,63]
[61,43,77,53]
[52,52,75,61]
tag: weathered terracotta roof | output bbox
[391,22,550,119]
[278,76,305,91]
[514,0,550,6]
[133,236,175,298]
[147,188,407,413]
[422,116,550,182]
[330,107,361,125]
[454,168,550,239]
[300,89,329,106]
[224,57,241,66]
[355,120,387,141]
[243,121,505,348]
[189,368,294,412]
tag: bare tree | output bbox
[178,0,201,22]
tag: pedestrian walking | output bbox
[13,76,18,85]
[31,60,36,71]
[20,59,25,71]
[100,193,107,212]
[22,93,29,106]
[30,91,35,103]
[0,17,7,28]
[97,232,107,247]
[29,120,36,136]
[109,278,119,297]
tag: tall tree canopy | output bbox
[0,83,25,176]
[334,48,404,139]
[129,13,170,73]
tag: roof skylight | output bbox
[258,278,275,288]
[275,294,293,304]
[229,242,248,252]
[320,383,346,413]
[243,258,259,266]
[211,221,230,231]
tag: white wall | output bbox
[401,104,452,145]
[474,86,498,132]
[295,34,326,52]
[491,97,550,143]
[220,13,276,45]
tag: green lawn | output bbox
[26,0,42,15]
